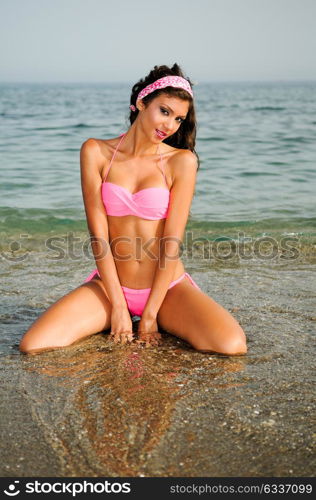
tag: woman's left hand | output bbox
[137,316,162,347]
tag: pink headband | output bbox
[130,75,193,112]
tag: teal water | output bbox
[0,82,315,235]
[0,81,315,353]
[1,83,315,477]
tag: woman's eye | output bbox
[161,107,184,123]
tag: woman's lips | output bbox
[155,129,167,139]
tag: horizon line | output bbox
[0,78,316,85]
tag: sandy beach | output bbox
[1,249,315,477]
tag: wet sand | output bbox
[0,256,315,477]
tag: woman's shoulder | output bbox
[80,137,123,169]
[80,138,118,182]
[81,137,117,156]
[162,146,197,187]
[163,144,198,172]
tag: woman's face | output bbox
[137,94,190,143]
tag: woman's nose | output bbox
[164,117,175,132]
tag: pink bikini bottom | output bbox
[84,270,201,317]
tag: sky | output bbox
[0,0,315,83]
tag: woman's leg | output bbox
[19,278,112,354]
[157,274,247,355]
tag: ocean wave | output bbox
[239,171,280,177]
[198,137,225,142]
[1,207,315,229]
[31,123,98,131]
[281,136,310,144]
[252,106,286,111]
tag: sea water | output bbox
[0,81,315,350]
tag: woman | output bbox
[19,63,247,355]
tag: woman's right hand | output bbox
[109,306,134,344]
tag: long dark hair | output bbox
[129,63,199,169]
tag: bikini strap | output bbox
[158,145,168,188]
[102,133,126,182]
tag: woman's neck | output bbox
[122,121,159,157]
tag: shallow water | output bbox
[1,255,315,477]
[1,81,315,476]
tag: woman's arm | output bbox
[141,150,198,320]
[80,138,127,309]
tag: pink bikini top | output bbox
[102,133,170,220]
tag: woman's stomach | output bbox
[108,216,185,289]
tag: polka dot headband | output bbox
[130,76,193,112]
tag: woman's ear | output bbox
[136,99,145,112]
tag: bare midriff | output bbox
[107,214,185,289]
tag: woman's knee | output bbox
[192,325,247,356]
[19,331,70,354]
[218,331,247,355]
[19,335,33,353]
[19,282,112,354]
